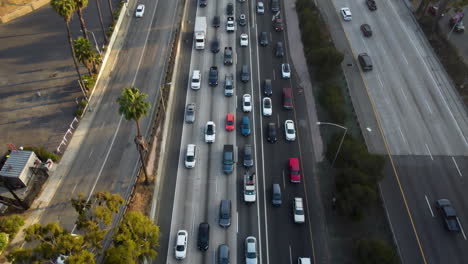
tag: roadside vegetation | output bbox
[295,0,398,263]
[6,192,159,264]
[415,0,468,105]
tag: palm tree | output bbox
[73,0,90,40]
[95,0,108,44]
[51,0,88,100]
[74,37,94,75]
[117,87,151,185]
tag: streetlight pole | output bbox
[317,122,348,168]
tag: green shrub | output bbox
[318,83,347,124]
[0,215,25,238]
[75,108,84,117]
[0,232,8,251]
[336,183,377,221]
[79,99,87,108]
[355,238,398,264]
[82,74,96,90]
[312,47,344,81]
[23,146,60,162]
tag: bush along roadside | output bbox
[296,0,399,263]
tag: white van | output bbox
[185,144,196,168]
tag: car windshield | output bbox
[193,77,199,83]
[245,101,251,106]
[247,251,256,258]
[227,120,233,125]
[296,209,304,215]
[176,245,185,251]
[265,100,271,107]
[287,128,294,133]
[186,156,194,162]
[292,170,299,174]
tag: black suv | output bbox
[211,38,220,53]
[267,123,277,143]
[360,24,372,37]
[212,15,220,27]
[209,66,218,86]
[227,3,234,15]
[224,47,233,65]
[197,223,210,250]
[260,32,268,46]
[275,42,284,57]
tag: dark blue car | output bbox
[241,116,251,136]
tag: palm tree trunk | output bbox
[106,0,113,19]
[136,120,142,138]
[134,136,149,185]
[77,8,89,40]
[95,0,108,44]
[65,21,88,100]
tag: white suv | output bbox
[293,197,305,223]
[191,70,201,90]
[340,8,352,21]
[185,144,196,168]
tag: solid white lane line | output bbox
[457,218,467,240]
[399,85,409,104]
[425,144,433,160]
[452,157,462,177]
[424,195,434,217]
[289,244,293,264]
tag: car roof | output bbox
[289,158,299,168]
[242,116,250,122]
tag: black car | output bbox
[213,15,220,27]
[267,123,277,143]
[275,42,284,57]
[239,14,247,26]
[366,0,377,10]
[211,38,220,53]
[260,32,268,46]
[264,79,272,96]
[360,24,372,37]
[436,199,461,232]
[197,222,210,251]
[209,66,218,86]
[199,0,207,7]
[224,47,233,65]
[227,3,234,15]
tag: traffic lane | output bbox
[392,156,468,264]
[152,25,194,264]
[39,0,174,227]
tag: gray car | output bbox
[245,236,258,264]
[185,103,195,123]
[243,144,253,167]
[218,244,230,264]
[260,32,268,46]
[275,41,284,57]
[239,14,247,26]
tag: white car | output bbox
[185,144,196,168]
[227,16,235,32]
[298,257,312,264]
[243,94,252,112]
[205,121,216,143]
[245,236,258,264]
[174,230,188,259]
[285,120,296,141]
[293,197,305,224]
[256,2,264,14]
[135,4,145,17]
[340,7,352,21]
[240,33,249,47]
[262,97,272,116]
[191,70,201,90]
[281,63,291,79]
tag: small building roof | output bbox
[0,151,37,178]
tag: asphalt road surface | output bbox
[160,0,326,263]
[39,0,180,230]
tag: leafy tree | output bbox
[355,238,398,264]
[71,192,124,250]
[7,222,93,264]
[318,84,347,124]
[313,47,344,81]
[104,211,159,263]
[0,232,8,251]
[50,0,87,100]
[336,184,378,221]
[0,215,25,237]
[117,87,151,185]
[335,168,371,191]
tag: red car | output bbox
[226,113,235,131]
[289,158,301,183]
